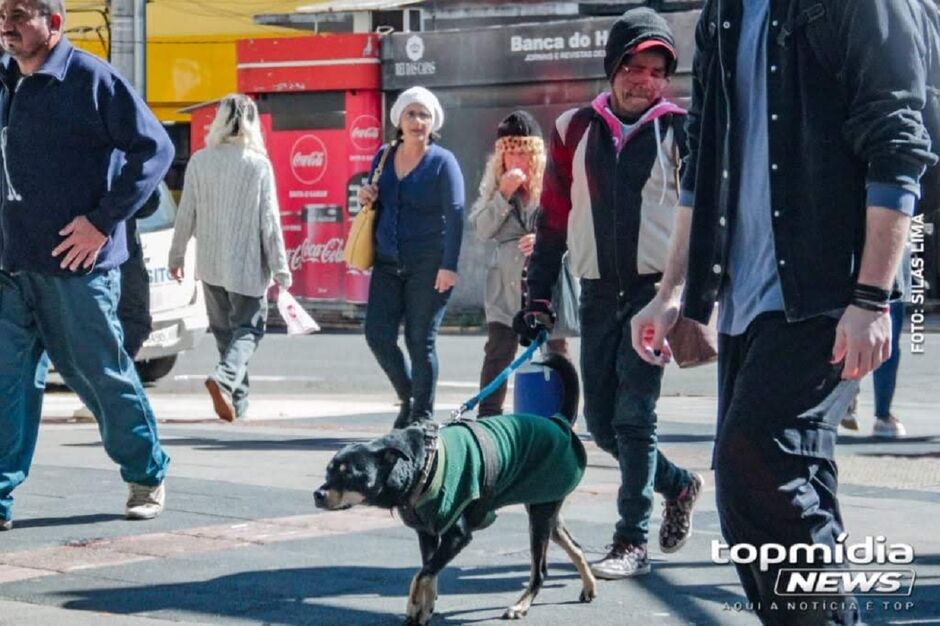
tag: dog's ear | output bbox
[368,432,415,466]
[384,447,409,466]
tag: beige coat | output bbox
[469,193,538,328]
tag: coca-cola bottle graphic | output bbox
[279,209,309,298]
[344,173,372,303]
[300,204,345,301]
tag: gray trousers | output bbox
[202,283,267,418]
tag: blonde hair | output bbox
[205,94,267,155]
[473,141,546,212]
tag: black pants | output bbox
[715,313,859,626]
[118,226,152,359]
[477,322,568,418]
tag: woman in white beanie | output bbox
[169,93,291,422]
[357,86,465,428]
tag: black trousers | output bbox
[118,225,152,359]
[715,313,859,625]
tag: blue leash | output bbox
[450,329,548,421]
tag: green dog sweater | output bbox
[411,414,586,534]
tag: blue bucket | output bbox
[513,360,564,418]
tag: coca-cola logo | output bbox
[287,236,345,270]
[290,135,328,185]
[349,114,382,151]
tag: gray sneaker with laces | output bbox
[126,481,166,520]
[590,543,650,579]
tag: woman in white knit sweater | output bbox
[168,94,291,422]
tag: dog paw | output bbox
[502,606,528,620]
[579,586,597,603]
[406,574,436,625]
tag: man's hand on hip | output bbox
[631,293,679,367]
[831,305,892,380]
[52,216,108,271]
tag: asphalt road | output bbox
[7,329,939,625]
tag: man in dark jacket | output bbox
[632,0,935,622]
[0,0,173,530]
[515,8,703,579]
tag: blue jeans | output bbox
[873,300,904,418]
[0,269,169,521]
[364,255,451,423]
[202,283,267,418]
[579,278,691,545]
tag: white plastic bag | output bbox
[277,289,320,335]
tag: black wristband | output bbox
[854,283,891,304]
[850,297,889,313]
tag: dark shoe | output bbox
[840,395,859,430]
[205,378,236,423]
[0,518,11,531]
[590,542,650,579]
[660,472,704,554]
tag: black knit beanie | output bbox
[604,7,678,79]
[497,110,543,140]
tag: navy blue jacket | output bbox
[681,0,936,324]
[370,143,464,271]
[0,39,174,275]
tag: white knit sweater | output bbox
[168,143,291,297]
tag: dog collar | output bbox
[404,422,440,511]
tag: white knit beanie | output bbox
[389,86,444,132]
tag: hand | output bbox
[631,293,680,367]
[169,266,184,282]
[275,272,293,290]
[831,304,892,380]
[518,234,536,257]
[498,168,527,200]
[512,299,555,345]
[434,269,457,293]
[51,215,108,271]
[357,183,378,206]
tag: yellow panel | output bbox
[63,0,328,122]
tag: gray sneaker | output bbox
[660,472,704,554]
[126,481,165,520]
[590,543,650,579]
[0,518,11,531]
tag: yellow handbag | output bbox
[344,142,396,271]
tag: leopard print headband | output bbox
[496,135,545,154]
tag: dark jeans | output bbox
[579,278,691,546]
[118,228,152,359]
[716,313,859,626]
[873,300,904,418]
[203,283,267,418]
[364,256,451,423]
[0,269,169,521]
[478,322,569,418]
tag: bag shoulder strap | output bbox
[370,141,397,185]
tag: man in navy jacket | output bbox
[0,0,173,530]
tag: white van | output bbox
[134,183,208,382]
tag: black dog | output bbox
[314,353,596,625]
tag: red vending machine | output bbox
[236,34,383,305]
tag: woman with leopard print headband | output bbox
[469,110,571,417]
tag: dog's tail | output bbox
[537,352,580,426]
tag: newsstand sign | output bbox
[383,18,616,89]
